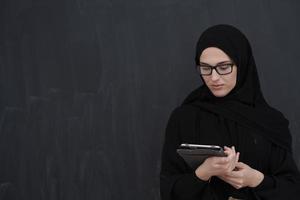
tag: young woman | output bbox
[160,24,300,200]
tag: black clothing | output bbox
[160,105,300,200]
[193,24,291,151]
[160,24,300,200]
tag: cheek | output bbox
[225,73,237,89]
[201,76,207,84]
[201,76,210,85]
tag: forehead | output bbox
[199,47,231,64]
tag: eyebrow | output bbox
[199,61,232,65]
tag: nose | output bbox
[210,69,220,81]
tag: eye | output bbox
[200,66,211,71]
[218,64,231,70]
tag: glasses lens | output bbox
[199,66,212,75]
[216,64,232,75]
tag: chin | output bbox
[211,90,229,97]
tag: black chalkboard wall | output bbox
[0,0,300,199]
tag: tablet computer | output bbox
[176,143,226,169]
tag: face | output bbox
[199,47,237,97]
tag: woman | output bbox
[160,24,300,200]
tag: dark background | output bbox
[0,0,300,199]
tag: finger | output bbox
[225,170,242,178]
[232,152,240,171]
[224,148,231,156]
[224,146,234,155]
[224,146,232,151]
[226,146,237,159]
[221,175,242,185]
[225,147,235,158]
[231,147,237,160]
[235,152,240,163]
[232,146,236,154]
[226,147,237,164]
[236,162,247,168]
[218,176,243,189]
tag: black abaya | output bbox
[160,105,300,199]
[160,24,300,200]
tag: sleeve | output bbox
[251,143,300,199]
[159,108,213,200]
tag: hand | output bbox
[218,162,264,189]
[223,146,240,173]
[195,146,239,181]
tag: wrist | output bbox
[250,170,264,187]
[195,166,211,181]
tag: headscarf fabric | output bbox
[182,24,292,151]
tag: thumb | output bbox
[236,161,247,169]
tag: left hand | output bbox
[218,162,264,189]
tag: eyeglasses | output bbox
[196,63,235,75]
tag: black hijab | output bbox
[182,24,292,151]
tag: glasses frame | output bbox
[196,62,235,76]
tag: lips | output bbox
[211,84,224,89]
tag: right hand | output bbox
[195,146,239,181]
